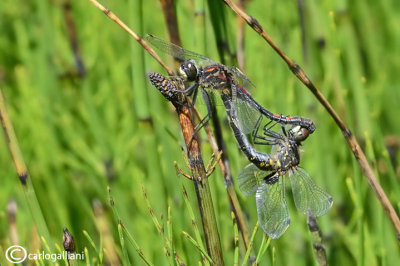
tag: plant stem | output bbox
[0,89,52,248]
[307,215,328,266]
[176,102,224,265]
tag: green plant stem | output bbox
[307,215,328,266]
[0,89,52,248]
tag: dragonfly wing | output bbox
[234,98,262,135]
[237,164,264,196]
[144,34,216,66]
[256,176,290,239]
[289,167,333,217]
[229,66,256,88]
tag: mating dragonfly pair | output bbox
[146,34,332,239]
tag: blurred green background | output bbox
[0,0,399,265]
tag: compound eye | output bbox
[288,125,310,142]
[179,60,198,81]
[295,127,310,142]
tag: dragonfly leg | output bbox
[187,83,200,109]
[183,82,199,96]
[187,113,210,148]
[263,122,284,139]
[253,136,279,146]
[263,121,279,133]
[251,117,277,145]
[252,120,282,145]
[263,171,280,185]
[251,115,264,143]
[187,89,213,147]
[281,125,287,136]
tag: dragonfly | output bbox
[222,93,332,238]
[149,72,332,238]
[144,34,316,134]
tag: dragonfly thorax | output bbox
[272,137,300,172]
[179,60,199,82]
[198,65,231,92]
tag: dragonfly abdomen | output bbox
[221,94,276,171]
[148,72,185,103]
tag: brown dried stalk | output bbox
[158,0,250,249]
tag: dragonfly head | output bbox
[179,60,198,82]
[288,125,310,144]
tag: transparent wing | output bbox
[145,34,255,87]
[256,176,290,239]
[237,164,263,196]
[144,34,216,66]
[234,98,262,135]
[229,67,256,88]
[289,167,333,217]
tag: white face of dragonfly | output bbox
[178,59,198,82]
[288,125,310,143]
